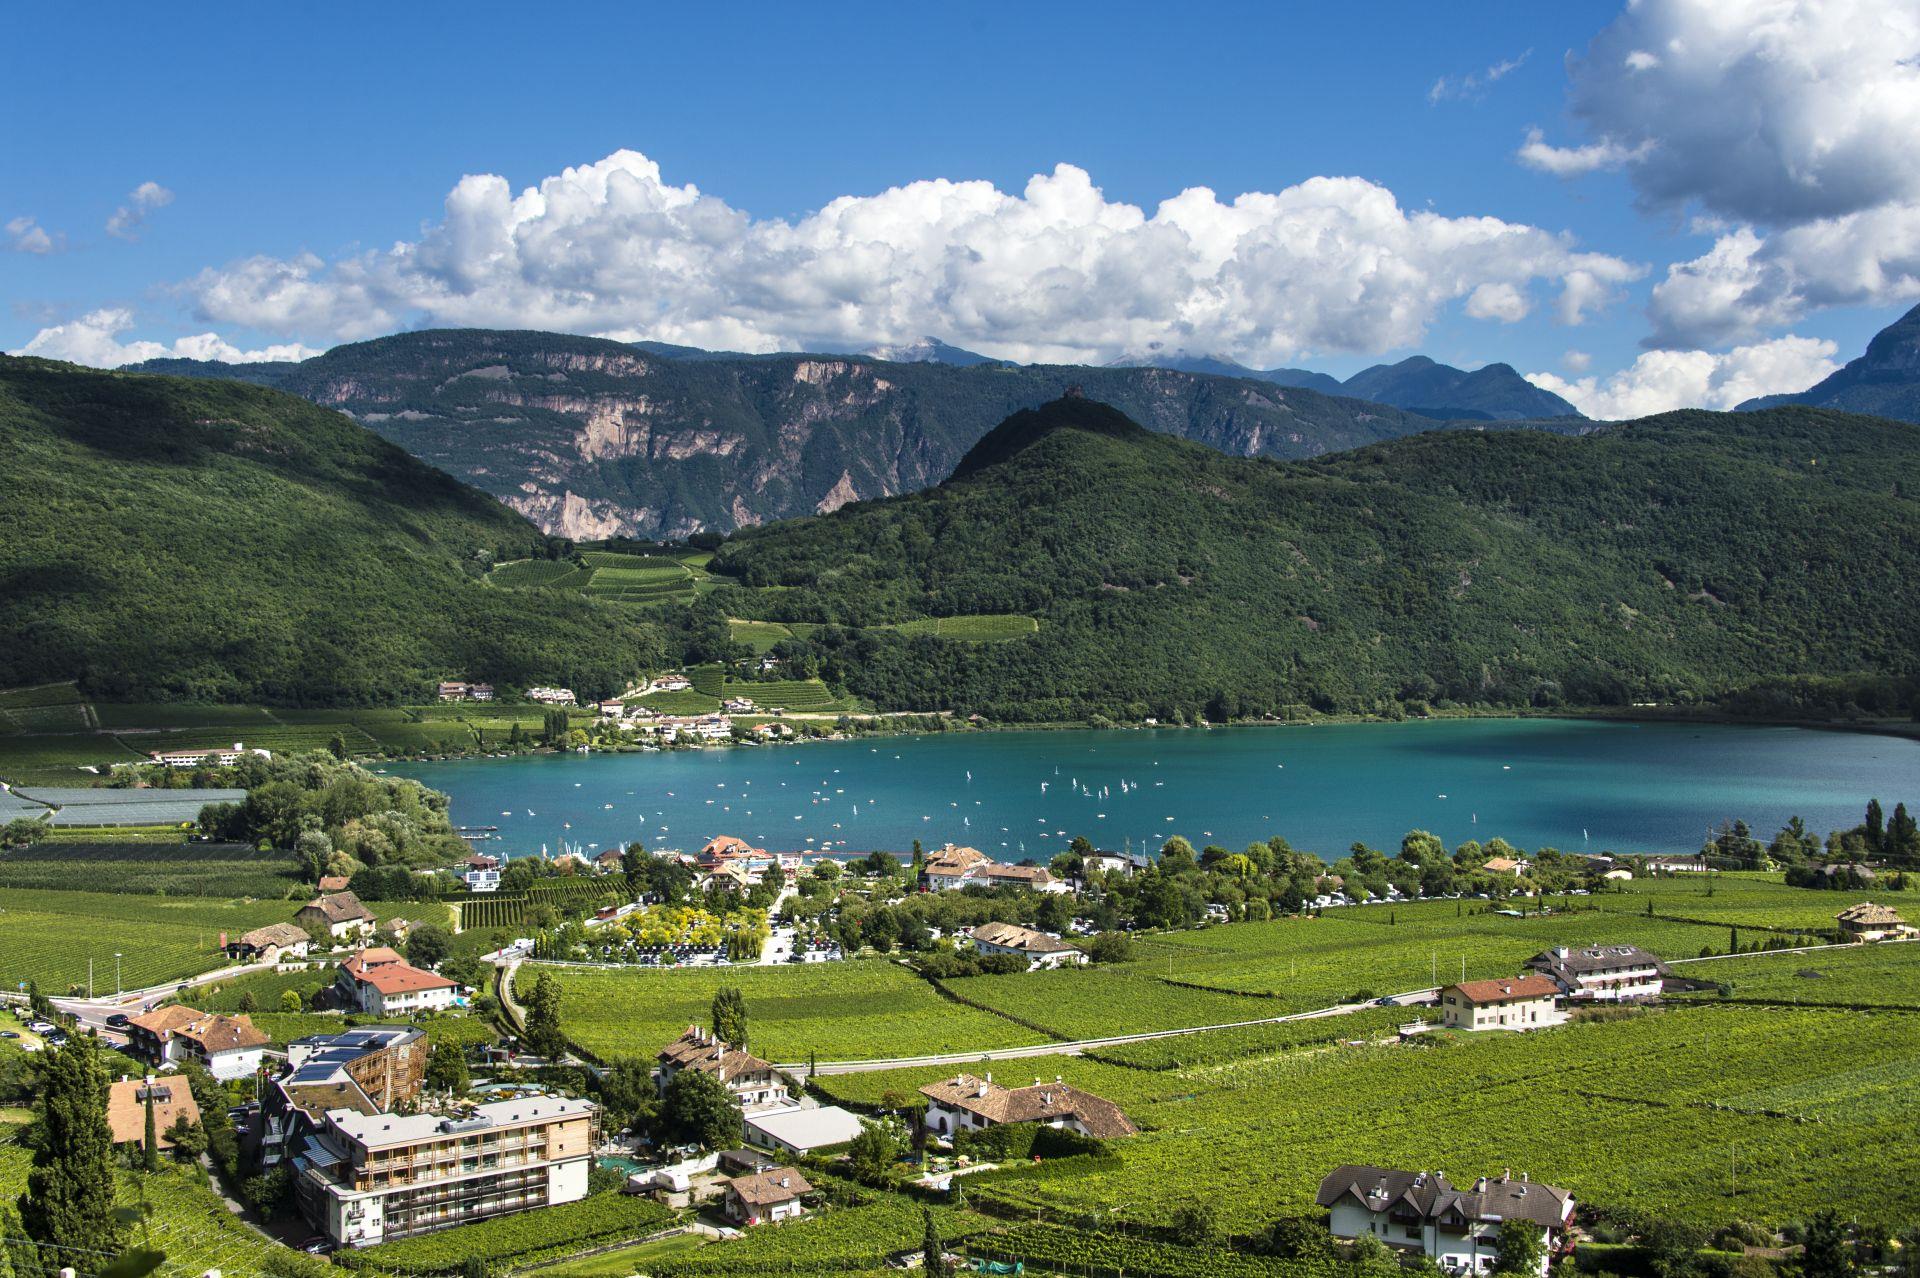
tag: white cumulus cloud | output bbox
[1526,334,1838,419]
[180,150,1640,367]
[1529,0,1920,346]
[10,308,320,368]
[106,181,175,241]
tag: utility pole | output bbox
[88,957,93,1000]
[115,951,123,996]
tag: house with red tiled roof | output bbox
[106,1076,201,1151]
[125,1005,269,1080]
[1438,975,1564,1032]
[334,947,458,1016]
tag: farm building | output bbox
[919,1072,1137,1141]
[1527,944,1668,1002]
[145,742,271,768]
[1837,902,1916,942]
[334,947,458,1016]
[1316,1165,1574,1275]
[723,1167,811,1226]
[657,1026,790,1112]
[1439,975,1564,1032]
[967,921,1087,970]
[224,921,312,962]
[298,890,376,940]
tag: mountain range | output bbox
[713,395,1920,721]
[9,354,1916,720]
[129,330,1582,538]
[1740,301,1920,422]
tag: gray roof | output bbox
[1317,1165,1573,1231]
[1527,945,1668,983]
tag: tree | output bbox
[164,1114,208,1162]
[847,1121,903,1183]
[1865,799,1885,853]
[662,1068,738,1150]
[1641,1218,1708,1278]
[19,1036,125,1268]
[923,1207,949,1277]
[142,1084,159,1173]
[327,732,349,760]
[236,990,258,1014]
[711,986,749,1051]
[425,1044,470,1097]
[1800,1210,1854,1278]
[523,971,567,1060]
[1892,1226,1920,1278]
[406,923,453,970]
[1492,1219,1546,1275]
[597,1057,659,1134]
[280,989,304,1013]
[1170,1200,1216,1246]
[1263,1216,1334,1260]
[1087,931,1134,964]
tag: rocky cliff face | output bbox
[150,328,1581,538]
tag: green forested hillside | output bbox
[0,357,661,704]
[708,397,1920,720]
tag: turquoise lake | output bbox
[387,718,1920,862]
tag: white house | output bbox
[657,1026,790,1111]
[1837,902,1917,942]
[1526,945,1667,1002]
[125,1006,269,1081]
[333,948,459,1016]
[1317,1166,1574,1275]
[1438,975,1564,1032]
[967,921,1087,970]
[918,1073,1137,1141]
[297,890,377,941]
[527,686,577,705]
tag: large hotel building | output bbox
[294,1094,597,1247]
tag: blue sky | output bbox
[5,1,1917,415]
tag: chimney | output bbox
[779,1176,790,1188]
[1521,1172,1529,1183]
[1502,1168,1511,1182]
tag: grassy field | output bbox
[524,959,1050,1062]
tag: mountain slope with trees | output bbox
[1739,301,1920,422]
[0,356,660,704]
[705,397,1920,721]
[131,330,1578,539]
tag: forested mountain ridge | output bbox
[131,329,1577,539]
[706,397,1920,721]
[0,356,660,704]
[1739,301,1920,422]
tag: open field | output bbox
[523,959,1051,1062]
[489,549,718,607]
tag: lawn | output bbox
[524,959,1050,1063]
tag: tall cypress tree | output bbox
[20,1035,125,1270]
[1865,798,1885,853]
[142,1084,158,1173]
[711,987,749,1052]
[923,1207,947,1277]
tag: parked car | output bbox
[0,1030,18,1040]
[105,1012,131,1029]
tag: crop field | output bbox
[720,676,853,712]
[728,619,796,653]
[0,1142,330,1278]
[487,557,590,588]
[882,613,1040,641]
[0,683,93,733]
[1676,941,1920,1008]
[457,880,627,932]
[942,963,1289,1040]
[0,731,145,785]
[631,688,724,714]
[1122,901,1738,1008]
[910,1002,1920,1232]
[90,703,279,729]
[0,839,302,896]
[1585,874,1907,932]
[651,1199,989,1277]
[339,1191,676,1274]
[0,888,296,993]
[525,959,1050,1062]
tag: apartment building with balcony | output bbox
[294,1095,597,1247]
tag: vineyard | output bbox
[1674,942,1920,1009]
[881,613,1041,641]
[0,888,293,993]
[527,959,1049,1062]
[339,1192,675,1273]
[967,1224,1324,1278]
[455,877,625,931]
[487,549,716,606]
[651,1199,989,1276]
[486,557,590,588]
[0,839,303,897]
